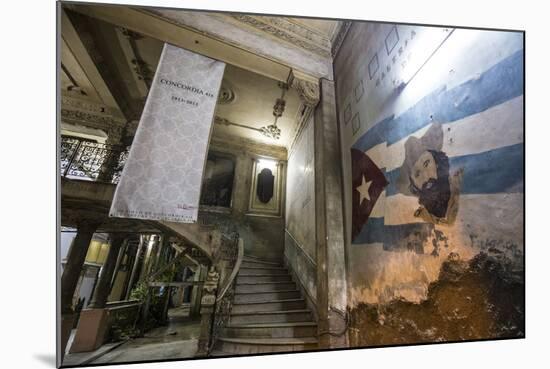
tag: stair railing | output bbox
[196,232,243,356]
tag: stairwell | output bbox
[213,255,318,355]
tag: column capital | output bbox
[288,71,320,108]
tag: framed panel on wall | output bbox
[247,157,285,217]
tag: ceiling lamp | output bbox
[260,82,288,140]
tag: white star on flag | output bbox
[355,175,372,205]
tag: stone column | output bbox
[314,78,349,349]
[88,234,125,308]
[70,234,125,353]
[60,219,101,357]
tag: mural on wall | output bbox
[336,23,524,345]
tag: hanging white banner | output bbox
[110,43,225,223]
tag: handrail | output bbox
[216,237,244,302]
[204,234,243,354]
[106,301,142,312]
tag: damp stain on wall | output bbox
[348,251,524,346]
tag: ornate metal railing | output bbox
[208,233,243,353]
[105,299,142,341]
[60,135,129,184]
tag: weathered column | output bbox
[70,234,125,353]
[125,235,145,300]
[314,78,349,349]
[109,238,128,292]
[196,266,220,357]
[190,265,206,317]
[60,219,101,357]
[88,234,125,308]
[139,234,160,281]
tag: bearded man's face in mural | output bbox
[408,149,451,219]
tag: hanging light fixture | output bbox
[260,82,288,140]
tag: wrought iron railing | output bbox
[60,135,129,184]
[208,232,243,353]
[106,300,142,341]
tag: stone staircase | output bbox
[213,255,318,355]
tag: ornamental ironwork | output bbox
[60,135,129,184]
[208,232,240,354]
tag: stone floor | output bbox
[64,305,202,366]
[62,339,125,367]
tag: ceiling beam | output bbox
[61,9,124,119]
[65,3,294,83]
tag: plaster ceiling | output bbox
[213,64,302,148]
[61,7,309,151]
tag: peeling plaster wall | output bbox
[334,21,524,317]
[285,116,317,301]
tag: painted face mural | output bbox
[398,123,458,223]
[409,149,451,218]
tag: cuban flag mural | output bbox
[338,25,524,305]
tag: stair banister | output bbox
[216,237,244,302]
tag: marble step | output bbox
[223,322,317,339]
[231,298,306,314]
[214,337,318,355]
[230,309,313,325]
[242,255,282,264]
[235,281,297,293]
[241,259,283,268]
[239,266,288,275]
[237,274,292,284]
[234,290,301,304]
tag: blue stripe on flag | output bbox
[384,143,523,195]
[352,217,434,246]
[352,49,523,153]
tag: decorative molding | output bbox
[60,106,127,145]
[331,21,352,58]
[289,75,320,108]
[228,15,332,58]
[263,17,332,48]
[285,72,319,155]
[61,95,121,117]
[217,84,236,105]
[60,108,124,127]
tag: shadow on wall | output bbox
[348,251,524,346]
[198,211,285,262]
